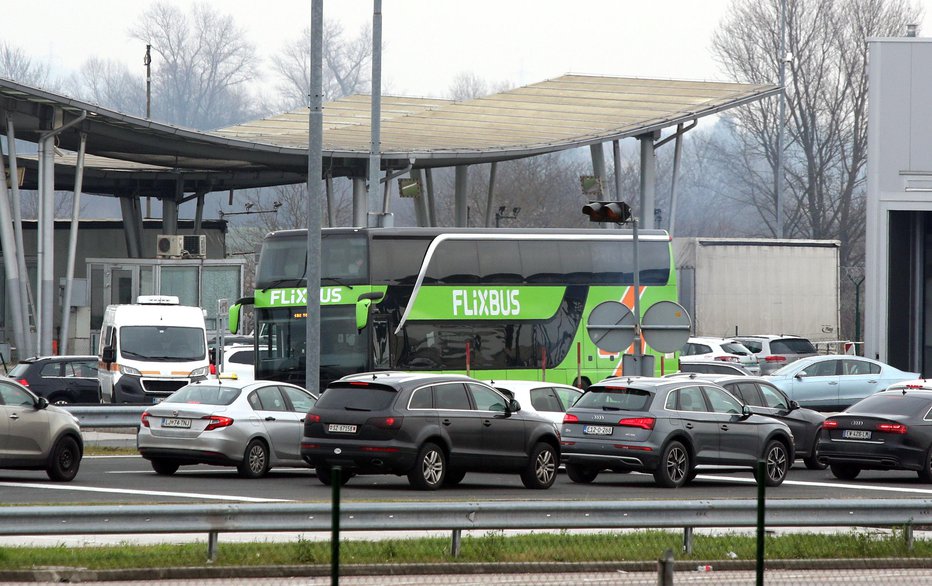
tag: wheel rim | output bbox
[248,444,266,473]
[422,449,443,485]
[535,448,556,484]
[59,447,75,471]
[666,446,687,483]
[767,445,787,481]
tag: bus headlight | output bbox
[119,364,142,376]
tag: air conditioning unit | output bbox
[156,235,207,259]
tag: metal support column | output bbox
[305,0,324,395]
[590,143,607,192]
[325,175,335,227]
[668,123,684,237]
[482,162,498,227]
[454,165,468,227]
[59,132,87,355]
[367,0,383,227]
[411,169,429,227]
[6,116,34,356]
[162,184,180,236]
[0,139,27,357]
[638,133,657,229]
[120,196,143,258]
[352,177,367,227]
[192,192,205,234]
[425,169,437,227]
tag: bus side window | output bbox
[372,317,391,369]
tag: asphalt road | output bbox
[4,455,932,505]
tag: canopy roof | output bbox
[0,74,778,196]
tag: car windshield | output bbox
[770,359,812,376]
[847,394,932,416]
[7,364,29,377]
[165,385,241,405]
[574,387,653,411]
[120,326,206,361]
[721,343,752,355]
[771,339,817,354]
[316,383,397,411]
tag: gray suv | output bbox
[733,335,818,374]
[301,373,561,490]
[561,377,794,488]
[0,377,83,481]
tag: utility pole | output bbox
[775,0,787,238]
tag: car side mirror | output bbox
[741,404,752,418]
[36,397,49,410]
[102,346,115,364]
[507,399,521,413]
[789,400,800,411]
[795,373,804,380]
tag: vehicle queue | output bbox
[4,338,931,490]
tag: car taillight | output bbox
[349,381,369,386]
[202,415,234,431]
[714,356,739,363]
[877,422,908,434]
[16,379,29,387]
[361,446,400,452]
[823,420,839,429]
[307,414,321,424]
[367,416,403,430]
[764,356,787,363]
[617,417,655,430]
[563,413,579,424]
[141,411,151,428]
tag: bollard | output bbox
[683,526,693,554]
[450,529,462,557]
[207,530,218,563]
[657,547,674,586]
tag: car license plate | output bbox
[162,418,191,429]
[843,429,871,440]
[584,425,613,435]
[328,424,357,433]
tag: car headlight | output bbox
[119,364,142,376]
[190,366,210,378]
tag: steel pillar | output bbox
[352,178,367,227]
[120,196,143,258]
[58,133,86,355]
[6,116,34,356]
[638,133,657,229]
[411,169,429,227]
[454,165,469,227]
[483,162,498,227]
[305,0,324,395]
[0,139,27,357]
[425,169,437,227]
[367,0,383,227]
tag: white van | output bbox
[98,296,209,403]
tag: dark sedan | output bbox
[561,377,794,488]
[817,388,932,481]
[301,372,561,491]
[686,374,827,470]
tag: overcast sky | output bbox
[10,0,929,100]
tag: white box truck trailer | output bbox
[98,296,209,403]
[674,238,841,343]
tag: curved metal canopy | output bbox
[0,74,778,196]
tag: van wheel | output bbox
[151,459,179,476]
[237,439,269,478]
[521,443,557,489]
[46,436,81,482]
[408,442,445,490]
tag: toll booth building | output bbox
[0,219,244,357]
[866,37,932,377]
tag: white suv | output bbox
[219,344,255,381]
[680,337,761,375]
[733,335,818,375]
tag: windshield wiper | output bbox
[260,278,304,293]
[322,277,354,290]
[601,406,622,411]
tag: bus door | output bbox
[371,314,393,370]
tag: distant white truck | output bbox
[98,296,209,403]
[674,238,841,344]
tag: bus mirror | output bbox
[356,299,372,330]
[102,346,115,364]
[229,304,241,334]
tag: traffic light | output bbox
[582,201,632,223]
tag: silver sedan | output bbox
[137,378,316,478]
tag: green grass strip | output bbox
[0,529,928,570]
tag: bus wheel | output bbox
[574,377,591,390]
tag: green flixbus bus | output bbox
[228,227,680,390]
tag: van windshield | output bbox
[120,326,206,361]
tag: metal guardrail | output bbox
[65,405,145,428]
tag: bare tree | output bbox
[0,41,57,89]
[68,58,146,116]
[273,21,373,110]
[448,72,488,101]
[130,1,262,129]
[712,0,921,269]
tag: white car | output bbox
[680,337,761,375]
[219,344,255,382]
[484,379,583,427]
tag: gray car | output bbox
[561,377,794,488]
[137,378,316,478]
[0,377,83,481]
[301,372,561,490]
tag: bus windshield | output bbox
[256,233,368,288]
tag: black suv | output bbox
[7,356,101,404]
[301,372,561,490]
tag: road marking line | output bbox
[0,482,293,502]
[696,474,932,495]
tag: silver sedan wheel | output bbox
[247,443,267,474]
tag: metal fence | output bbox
[66,405,145,428]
